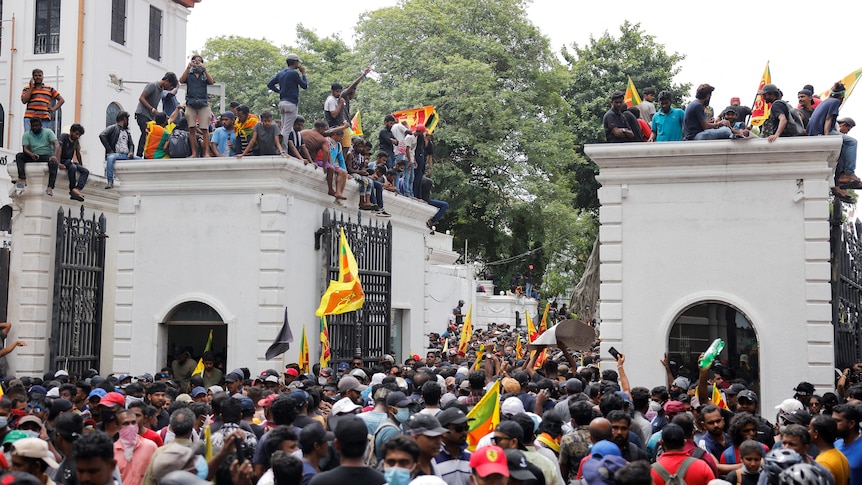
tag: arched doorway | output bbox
[668,301,760,399]
[164,301,227,372]
[106,102,122,128]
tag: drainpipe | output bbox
[5,14,15,145]
[74,0,85,123]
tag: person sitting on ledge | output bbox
[14,117,60,196]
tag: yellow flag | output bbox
[457,305,473,355]
[193,330,213,376]
[298,325,310,373]
[750,62,771,127]
[351,111,364,137]
[818,67,862,104]
[515,334,523,359]
[624,76,641,107]
[472,344,485,371]
[466,380,501,451]
[315,228,364,316]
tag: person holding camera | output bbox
[180,55,215,158]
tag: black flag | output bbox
[265,307,294,360]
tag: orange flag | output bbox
[624,76,642,108]
[457,305,473,356]
[750,62,771,127]
[392,105,440,133]
[315,228,364,316]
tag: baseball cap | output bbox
[349,368,367,380]
[381,354,395,363]
[758,83,780,95]
[2,430,28,446]
[470,445,509,478]
[100,392,125,408]
[495,421,524,443]
[737,390,758,403]
[257,393,277,408]
[289,389,308,407]
[224,373,242,383]
[337,375,367,393]
[501,397,525,416]
[285,368,299,378]
[286,53,301,63]
[671,377,690,389]
[337,362,350,372]
[504,449,537,481]
[725,384,746,396]
[330,397,362,416]
[0,472,41,485]
[793,382,815,396]
[190,386,207,397]
[591,439,622,458]
[54,370,69,378]
[385,391,411,408]
[437,408,473,427]
[87,388,106,400]
[239,397,255,413]
[54,412,83,441]
[839,117,856,127]
[775,398,804,414]
[11,438,59,468]
[782,409,812,426]
[299,422,334,450]
[663,400,686,414]
[208,385,224,394]
[264,375,279,384]
[319,368,333,378]
[405,414,448,437]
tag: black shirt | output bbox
[308,465,386,485]
[378,127,395,156]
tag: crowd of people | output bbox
[12,57,449,229]
[0,309,856,485]
[603,81,859,202]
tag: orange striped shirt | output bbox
[22,85,60,120]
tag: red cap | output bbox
[285,368,299,377]
[730,97,741,104]
[470,446,510,478]
[100,392,125,408]
[412,354,421,361]
[257,394,278,407]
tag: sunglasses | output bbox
[448,424,468,433]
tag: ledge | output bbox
[111,154,437,232]
[587,137,843,185]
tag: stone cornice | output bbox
[587,138,843,185]
[113,155,437,232]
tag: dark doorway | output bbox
[668,302,760,397]
[164,301,227,372]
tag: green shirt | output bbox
[22,128,57,156]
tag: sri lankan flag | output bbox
[526,310,538,342]
[315,228,365,316]
[299,324,310,373]
[457,304,473,356]
[515,334,523,359]
[818,67,862,104]
[392,105,440,133]
[712,383,729,410]
[539,303,549,333]
[472,344,485,371]
[750,62,771,127]
[624,76,641,108]
[320,316,331,368]
[351,111,364,137]
[466,379,501,451]
[192,329,213,377]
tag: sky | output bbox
[185,0,862,121]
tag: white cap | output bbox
[774,398,804,413]
[331,397,362,415]
[501,396,526,415]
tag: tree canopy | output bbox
[194,7,689,301]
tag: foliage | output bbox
[562,21,690,209]
[200,36,285,114]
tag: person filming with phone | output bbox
[21,68,64,131]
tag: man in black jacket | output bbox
[99,111,137,189]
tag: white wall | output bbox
[588,137,842,413]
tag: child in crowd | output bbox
[724,440,763,485]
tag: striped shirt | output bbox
[23,85,60,120]
[433,445,471,485]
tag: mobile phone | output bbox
[234,437,246,463]
[608,346,621,361]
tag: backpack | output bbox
[774,100,805,136]
[168,129,192,158]
[363,421,399,468]
[651,456,696,485]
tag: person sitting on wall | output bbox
[58,123,89,201]
[14,117,60,196]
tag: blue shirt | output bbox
[267,68,307,104]
[807,97,841,136]
[697,431,731,460]
[433,445,471,485]
[836,437,862,485]
[651,107,685,142]
[210,127,236,156]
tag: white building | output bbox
[0,0,195,165]
[588,137,842,412]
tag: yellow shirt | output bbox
[815,448,850,485]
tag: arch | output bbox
[664,293,761,403]
[157,294,235,372]
[155,292,235,325]
[106,102,123,128]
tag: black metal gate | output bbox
[316,210,392,366]
[51,207,107,375]
[831,199,862,370]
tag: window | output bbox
[34,0,61,54]
[110,0,126,45]
[106,102,122,128]
[148,6,162,61]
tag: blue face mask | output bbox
[384,467,412,485]
[395,408,410,423]
[194,455,209,480]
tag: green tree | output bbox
[355,0,595,297]
[200,36,285,114]
[562,21,690,209]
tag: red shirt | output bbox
[141,427,164,447]
[651,450,716,485]
[683,440,718,477]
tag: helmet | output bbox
[763,449,803,477]
[778,464,830,485]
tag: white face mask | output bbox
[291,450,303,459]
